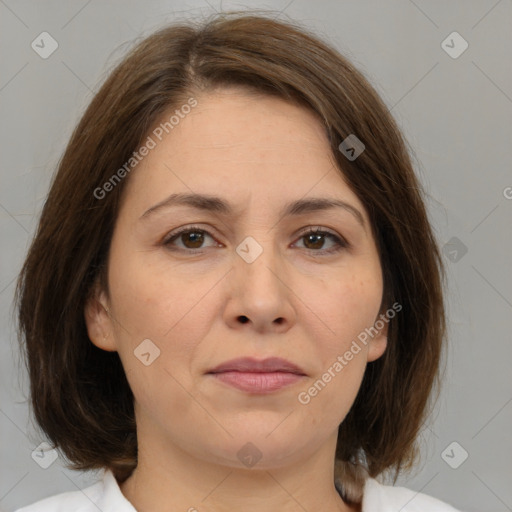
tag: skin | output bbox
[85,88,388,512]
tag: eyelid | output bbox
[292,226,349,253]
[295,225,338,238]
[162,224,349,254]
[162,224,219,245]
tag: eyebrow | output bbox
[139,192,366,230]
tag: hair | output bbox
[15,11,446,505]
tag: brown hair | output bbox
[15,12,446,504]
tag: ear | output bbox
[84,280,117,352]
[366,310,389,363]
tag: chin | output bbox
[188,428,319,471]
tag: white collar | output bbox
[96,468,459,512]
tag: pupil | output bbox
[306,233,323,249]
[184,232,204,248]
[180,232,325,250]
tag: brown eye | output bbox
[294,228,348,255]
[164,227,217,251]
[303,232,326,250]
[178,230,205,249]
[163,225,348,255]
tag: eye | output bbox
[162,225,349,255]
[163,225,219,251]
[292,227,348,255]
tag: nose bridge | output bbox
[227,230,294,328]
[234,232,282,290]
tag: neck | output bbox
[119,437,361,512]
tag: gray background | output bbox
[1,1,511,511]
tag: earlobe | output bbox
[366,313,389,363]
[84,287,117,352]
[367,333,387,362]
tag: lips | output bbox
[207,357,306,394]
[207,357,306,375]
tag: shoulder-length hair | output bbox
[15,12,446,504]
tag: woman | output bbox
[15,12,462,511]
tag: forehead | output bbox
[120,88,367,220]
[165,88,332,163]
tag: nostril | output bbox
[238,316,249,324]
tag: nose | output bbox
[223,238,296,334]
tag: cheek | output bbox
[108,239,210,336]
[308,270,383,357]
[294,269,382,418]
[110,267,212,426]
[295,344,368,444]
[107,246,221,387]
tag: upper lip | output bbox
[207,357,306,375]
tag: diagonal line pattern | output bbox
[163,367,233,437]
[266,266,336,335]
[61,61,93,93]
[407,0,439,28]
[472,471,512,511]
[471,265,512,308]
[61,472,105,512]
[265,409,295,438]
[0,471,29,502]
[398,472,439,511]
[163,268,233,337]
[104,304,133,339]
[0,0,29,28]
[470,204,499,233]
[422,423,439,440]
[0,274,17,296]
[472,61,512,105]
[162,166,338,336]
[389,62,439,112]
[265,471,310,512]
[2,8,506,510]
[0,63,29,93]
[472,396,512,439]
[472,0,504,29]
[61,0,92,30]
[0,409,29,440]
[200,470,233,502]
[0,202,29,233]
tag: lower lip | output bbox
[210,371,304,393]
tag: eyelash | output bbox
[162,225,349,256]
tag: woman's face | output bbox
[85,88,387,470]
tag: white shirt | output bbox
[14,468,462,511]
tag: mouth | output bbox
[206,357,307,394]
